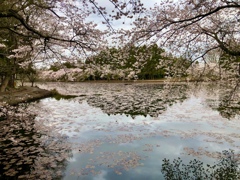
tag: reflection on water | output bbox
[86,84,189,117]
[36,81,240,119]
[1,82,240,179]
[218,88,240,119]
[0,104,72,179]
[162,150,240,179]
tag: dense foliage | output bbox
[38,44,191,81]
[84,44,190,80]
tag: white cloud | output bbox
[93,170,108,180]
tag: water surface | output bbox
[1,82,239,179]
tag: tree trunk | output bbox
[238,63,240,76]
[0,76,10,92]
[8,75,15,88]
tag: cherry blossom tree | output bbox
[0,0,145,91]
[129,0,240,77]
[1,0,239,92]
[0,0,145,58]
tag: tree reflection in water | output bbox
[84,82,240,120]
[19,81,240,179]
[0,104,72,180]
[86,84,189,118]
[204,81,240,120]
[217,81,240,119]
[37,81,240,119]
[161,150,240,180]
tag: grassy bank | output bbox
[0,86,53,105]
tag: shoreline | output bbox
[0,78,229,105]
[0,86,52,105]
[36,79,190,84]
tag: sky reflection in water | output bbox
[30,82,240,180]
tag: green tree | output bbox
[219,53,240,78]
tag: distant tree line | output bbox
[43,44,190,81]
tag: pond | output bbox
[1,82,240,179]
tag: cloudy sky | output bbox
[86,0,161,30]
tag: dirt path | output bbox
[0,86,52,105]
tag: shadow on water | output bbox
[51,88,79,101]
[161,150,240,180]
[0,104,72,180]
